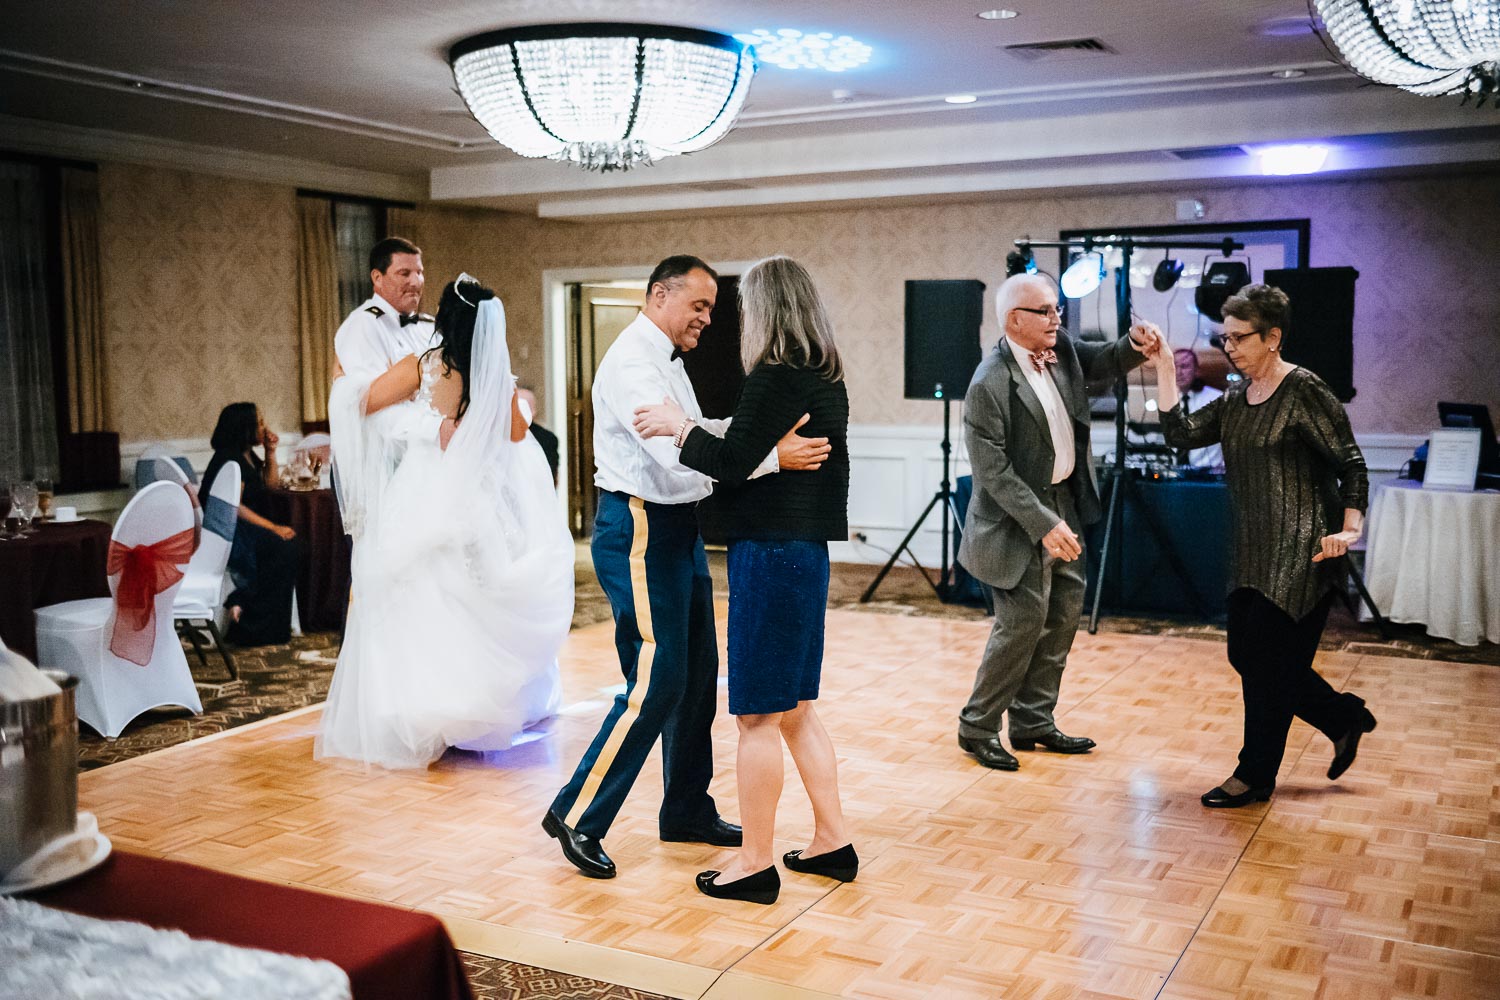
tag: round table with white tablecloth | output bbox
[1363,479,1500,646]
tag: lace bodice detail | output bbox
[414,351,445,419]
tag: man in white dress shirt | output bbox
[1173,348,1224,469]
[544,255,831,879]
[956,274,1158,772]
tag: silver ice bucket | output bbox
[0,670,79,880]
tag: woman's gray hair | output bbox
[738,255,843,381]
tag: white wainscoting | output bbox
[833,423,1424,567]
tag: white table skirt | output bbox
[0,897,351,1000]
[1364,480,1500,646]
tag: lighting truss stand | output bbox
[861,395,961,603]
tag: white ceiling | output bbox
[3,0,1498,217]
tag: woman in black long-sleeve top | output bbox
[634,255,855,905]
[1152,284,1376,808]
[200,402,300,646]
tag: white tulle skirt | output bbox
[316,426,574,770]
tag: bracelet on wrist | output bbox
[673,417,694,448]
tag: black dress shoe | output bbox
[1200,783,1274,808]
[661,817,743,847]
[957,735,1019,771]
[783,844,858,882]
[695,866,780,905]
[542,809,616,879]
[1011,729,1096,754]
[1328,703,1378,780]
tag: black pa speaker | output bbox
[904,279,984,401]
[1263,267,1358,402]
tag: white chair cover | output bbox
[34,481,203,738]
[134,445,197,489]
[175,462,240,619]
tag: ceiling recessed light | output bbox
[1270,68,1307,79]
[977,9,1020,19]
[944,94,978,104]
[734,29,872,71]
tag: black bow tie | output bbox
[399,313,420,327]
[670,348,685,362]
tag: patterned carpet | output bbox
[70,553,1495,1000]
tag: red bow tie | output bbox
[1029,348,1058,373]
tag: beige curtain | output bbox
[296,197,339,425]
[59,167,108,432]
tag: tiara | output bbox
[455,272,481,307]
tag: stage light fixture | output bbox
[1005,245,1037,277]
[1152,258,1184,292]
[1060,252,1105,299]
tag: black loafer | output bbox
[957,735,1019,771]
[696,866,780,905]
[1011,729,1096,754]
[542,809,616,879]
[661,817,743,847]
[1200,783,1274,808]
[1328,703,1378,780]
[783,844,858,882]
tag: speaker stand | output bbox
[862,397,961,604]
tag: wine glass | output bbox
[11,481,38,536]
[0,483,12,540]
[36,477,53,521]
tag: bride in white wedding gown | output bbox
[317,277,574,769]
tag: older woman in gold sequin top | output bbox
[1150,284,1377,809]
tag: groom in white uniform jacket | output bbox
[333,236,443,444]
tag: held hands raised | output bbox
[1127,321,1165,362]
[1042,519,1083,562]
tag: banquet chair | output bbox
[134,444,197,489]
[172,461,241,681]
[34,481,203,738]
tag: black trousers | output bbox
[226,522,299,646]
[1225,587,1361,788]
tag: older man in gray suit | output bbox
[957,273,1160,771]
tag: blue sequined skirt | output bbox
[726,539,829,716]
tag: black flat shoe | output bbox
[1011,729,1096,754]
[661,817,743,847]
[1328,704,1378,780]
[695,866,780,905]
[783,844,858,882]
[957,735,1019,771]
[1200,783,1274,808]
[542,809,616,879]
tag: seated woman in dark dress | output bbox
[200,402,299,646]
[634,255,855,905]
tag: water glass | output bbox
[35,477,53,520]
[11,481,38,536]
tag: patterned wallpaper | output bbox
[96,163,1499,440]
[453,171,1500,434]
[98,163,300,442]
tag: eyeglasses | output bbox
[1214,329,1264,348]
[1012,305,1063,319]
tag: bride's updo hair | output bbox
[431,275,497,420]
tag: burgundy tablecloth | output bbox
[263,487,351,633]
[25,852,474,1000]
[0,519,112,663]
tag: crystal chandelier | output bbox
[1311,0,1500,104]
[449,23,757,171]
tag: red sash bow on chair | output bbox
[106,527,197,666]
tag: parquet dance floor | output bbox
[80,607,1500,999]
